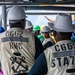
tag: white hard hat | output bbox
[7,6,25,23]
[41,26,51,33]
[25,20,33,29]
[48,13,75,32]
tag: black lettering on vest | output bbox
[19,31,23,37]
[6,31,23,37]
[6,31,15,37]
[60,44,66,51]
[9,42,23,49]
[52,56,75,68]
[6,31,10,36]
[70,56,74,65]
[57,58,61,66]
[10,31,15,37]
[15,31,18,37]
[63,57,69,66]
[55,45,60,51]
[73,43,75,50]
[51,59,56,67]
[67,43,73,50]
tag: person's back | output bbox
[46,14,75,75]
[0,6,44,75]
[0,27,36,75]
[45,40,75,75]
[28,13,75,75]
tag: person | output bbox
[41,25,55,49]
[0,6,44,75]
[37,34,44,43]
[40,25,45,33]
[25,20,33,32]
[28,13,75,75]
[33,25,40,36]
[44,16,56,43]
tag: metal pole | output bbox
[2,5,7,30]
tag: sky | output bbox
[26,15,56,26]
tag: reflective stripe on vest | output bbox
[1,37,29,42]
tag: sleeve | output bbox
[28,52,48,75]
[35,35,44,60]
[44,41,53,50]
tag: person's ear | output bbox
[24,19,26,26]
[22,19,25,29]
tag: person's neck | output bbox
[55,36,71,43]
[10,26,24,29]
